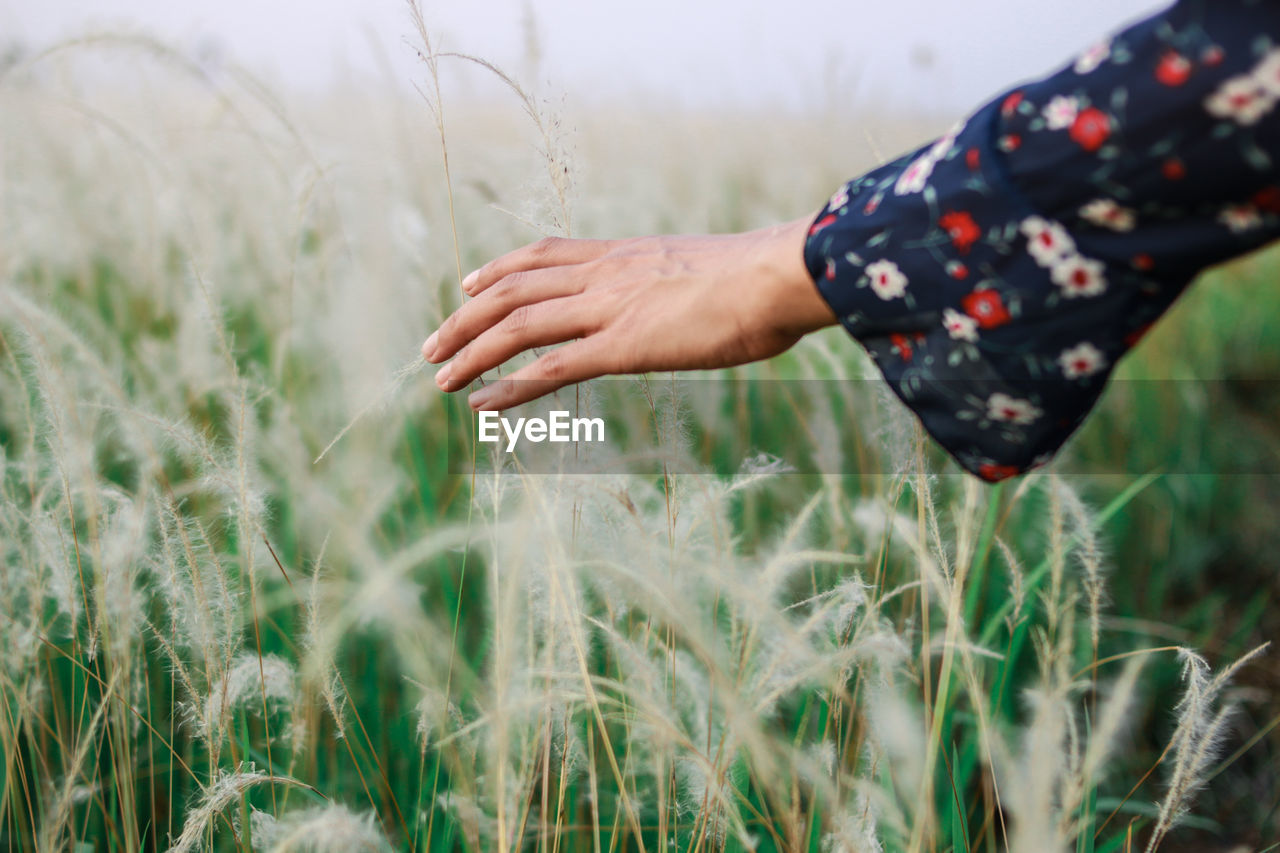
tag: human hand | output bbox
[421,213,837,410]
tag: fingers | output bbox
[462,236,615,297]
[433,294,600,392]
[466,336,619,410]
[425,264,589,364]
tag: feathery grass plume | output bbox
[149,499,241,660]
[165,764,271,853]
[1080,656,1145,786]
[981,475,1112,851]
[470,475,606,845]
[823,790,886,853]
[2,292,125,661]
[407,0,576,239]
[6,291,106,496]
[470,454,856,846]
[199,651,297,738]
[435,790,495,844]
[995,535,1028,634]
[248,803,393,852]
[641,374,695,472]
[850,495,918,555]
[1051,475,1107,661]
[1146,643,1269,851]
[866,371,920,478]
[1001,679,1079,853]
[910,438,952,581]
[806,384,847,477]
[302,557,347,740]
[27,506,84,636]
[84,485,151,659]
[312,356,427,464]
[830,574,873,640]
[412,682,467,757]
[37,670,119,852]
[1037,473,1080,682]
[858,630,920,806]
[587,616,680,749]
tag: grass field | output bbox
[2,22,1280,853]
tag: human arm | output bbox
[424,0,1280,481]
[804,0,1280,479]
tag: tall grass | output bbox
[1,14,1277,853]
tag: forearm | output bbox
[804,0,1280,480]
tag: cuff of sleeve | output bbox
[802,95,1133,482]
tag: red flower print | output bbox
[889,333,913,362]
[999,134,1022,152]
[1069,107,1111,152]
[939,210,981,254]
[1202,45,1224,67]
[965,148,981,171]
[1252,186,1280,213]
[978,463,1021,482]
[825,259,836,280]
[864,195,881,215]
[1155,51,1192,86]
[809,213,838,236]
[961,289,1011,329]
[1162,158,1186,180]
[1132,253,1155,271]
[947,260,969,279]
[1002,91,1024,117]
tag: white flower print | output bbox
[1079,198,1136,232]
[829,183,850,211]
[928,138,954,162]
[942,308,979,342]
[928,121,964,160]
[1074,41,1111,75]
[894,122,964,197]
[1253,48,1280,97]
[1020,216,1078,266]
[894,154,935,196]
[1057,342,1107,378]
[987,393,1043,425]
[1218,203,1262,233]
[1050,255,1107,297]
[865,259,908,300]
[1042,95,1079,130]
[1205,74,1276,125]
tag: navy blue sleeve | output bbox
[804,0,1280,481]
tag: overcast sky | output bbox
[3,0,1168,113]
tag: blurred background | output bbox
[5,0,1164,113]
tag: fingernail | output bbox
[422,331,439,361]
[462,270,479,293]
[434,363,453,389]
[468,386,494,409]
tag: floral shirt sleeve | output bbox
[804,0,1280,482]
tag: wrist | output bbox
[754,212,839,337]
